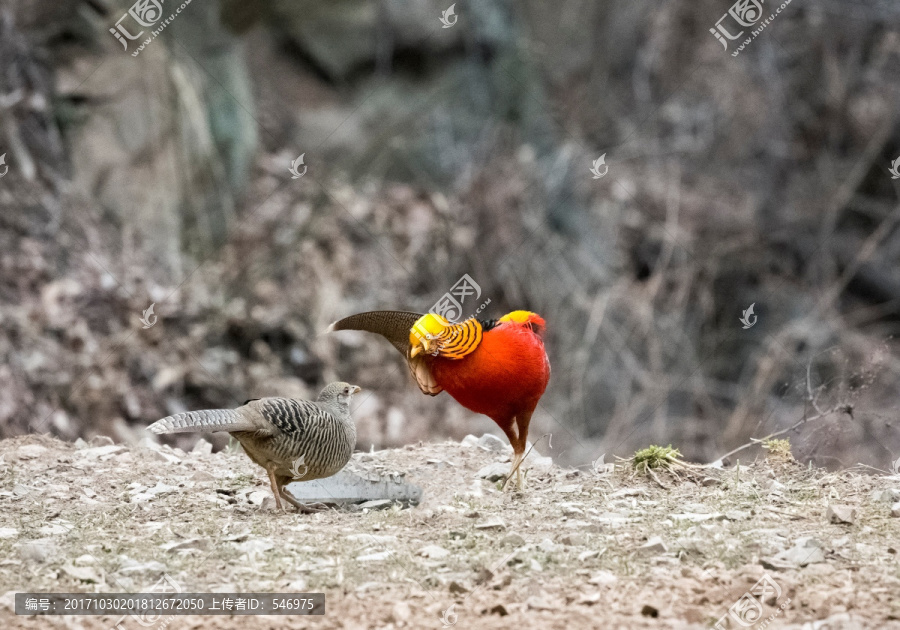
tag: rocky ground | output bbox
[1,433,899,629]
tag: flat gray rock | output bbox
[284,470,422,508]
[827,504,856,525]
[476,462,510,482]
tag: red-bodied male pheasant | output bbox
[327,310,550,489]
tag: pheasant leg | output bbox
[278,479,330,513]
[503,451,525,491]
[266,467,285,510]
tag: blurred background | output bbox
[1,0,899,470]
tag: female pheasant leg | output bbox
[266,466,285,510]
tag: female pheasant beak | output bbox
[408,313,450,358]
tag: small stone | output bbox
[610,488,646,499]
[225,531,252,543]
[38,524,69,536]
[448,581,468,594]
[392,601,411,622]
[827,505,857,525]
[578,592,601,605]
[247,491,269,505]
[870,489,900,503]
[526,595,560,610]
[74,555,95,566]
[162,538,208,552]
[191,439,213,455]
[346,534,398,544]
[356,550,393,562]
[460,434,480,448]
[191,470,216,482]
[358,499,394,511]
[891,503,900,518]
[476,462,510,482]
[637,537,668,554]
[560,503,585,517]
[500,533,525,547]
[474,518,506,531]
[672,512,724,523]
[16,444,48,460]
[489,604,508,616]
[233,539,274,555]
[578,550,600,562]
[725,510,751,521]
[492,573,512,590]
[589,570,618,586]
[61,564,101,583]
[19,539,57,563]
[0,528,18,539]
[116,559,167,575]
[701,477,721,487]
[80,444,127,460]
[12,485,31,497]
[418,545,450,559]
[641,604,659,618]
[88,435,114,447]
[476,434,507,453]
[141,448,180,464]
[538,538,561,553]
[764,537,825,569]
[561,534,585,546]
[529,558,543,572]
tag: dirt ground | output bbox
[1,433,899,630]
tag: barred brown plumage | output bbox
[146,382,361,511]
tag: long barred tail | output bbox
[147,409,251,434]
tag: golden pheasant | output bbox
[147,382,361,511]
[327,310,550,489]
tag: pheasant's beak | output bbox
[351,385,361,394]
[410,338,431,358]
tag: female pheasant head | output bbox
[316,382,361,412]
